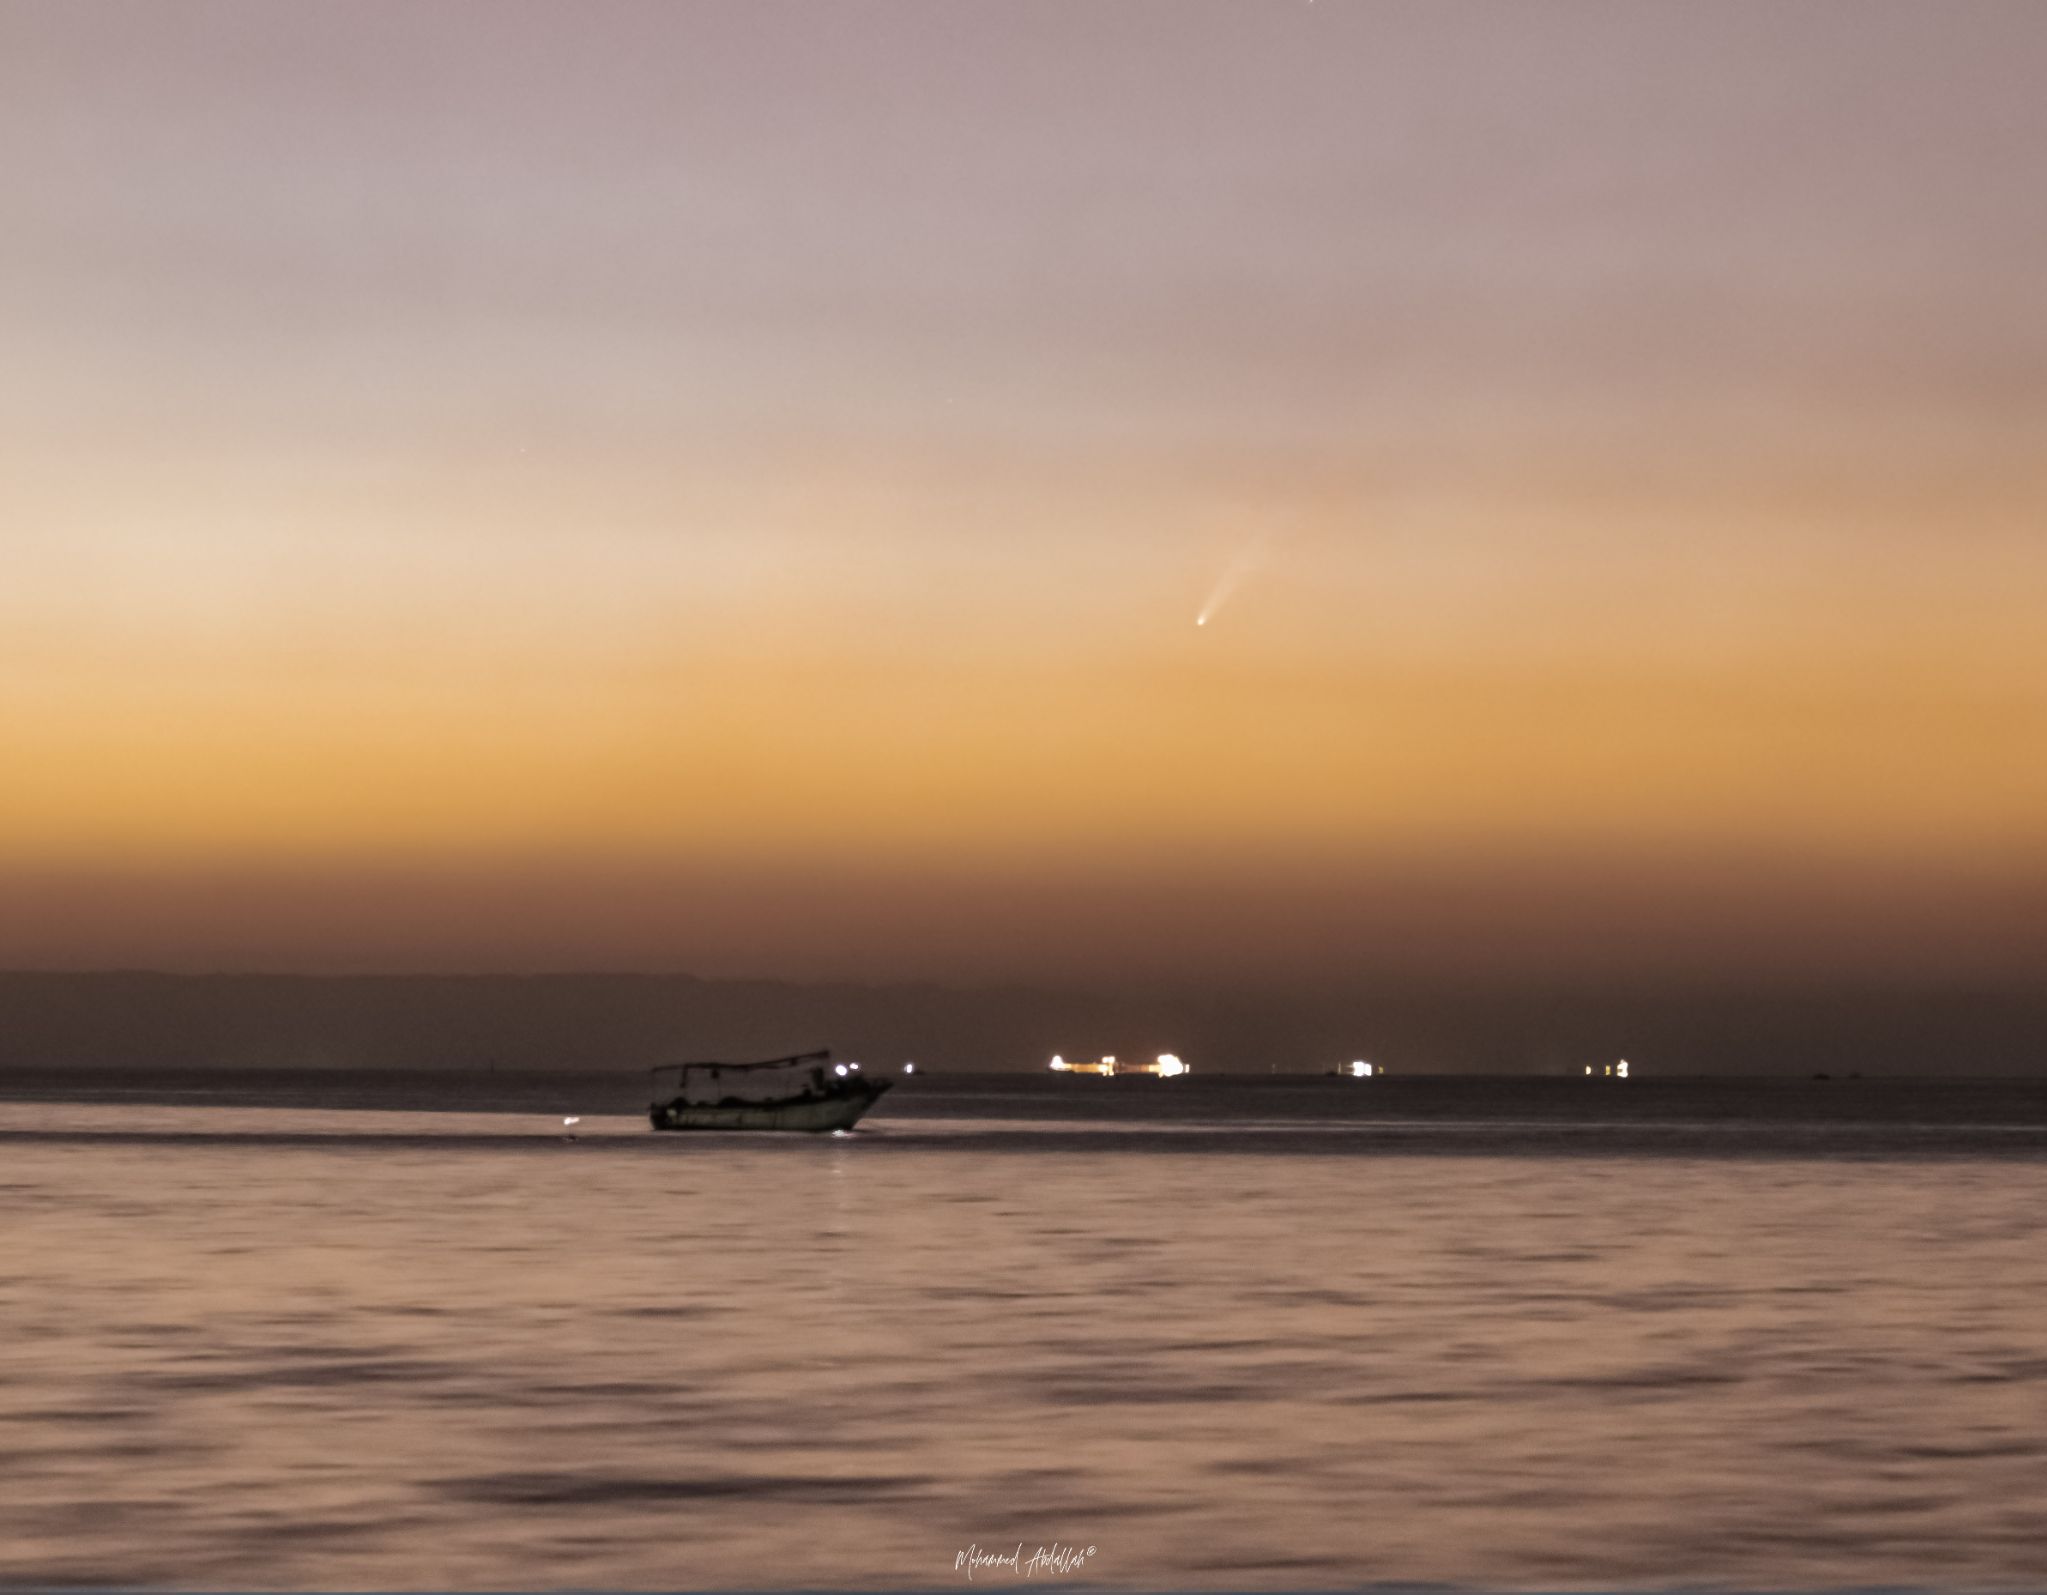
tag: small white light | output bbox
[902,1062,916,1074]
[835,1063,848,1077]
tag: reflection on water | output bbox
[1,1087,2044,1588]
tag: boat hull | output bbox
[649,1080,890,1133]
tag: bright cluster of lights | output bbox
[1585,1059,1632,1078]
[833,1061,864,1078]
[1049,1053,1188,1078]
[1348,1060,1374,1078]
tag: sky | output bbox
[3,1,2045,992]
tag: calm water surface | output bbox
[2,1076,2045,1589]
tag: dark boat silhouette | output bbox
[649,1050,891,1133]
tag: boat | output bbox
[1047,1052,1188,1078]
[648,1049,892,1133]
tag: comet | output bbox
[1195,533,1274,628]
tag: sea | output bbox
[2,1069,2044,1590]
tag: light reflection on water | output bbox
[2,1094,2045,1588]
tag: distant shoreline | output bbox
[4,970,2046,1079]
[5,1064,2045,1128]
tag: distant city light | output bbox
[902,1062,917,1075]
[1348,1060,1373,1078]
[835,1063,849,1077]
[1617,1059,1630,1079]
[1156,1053,1187,1077]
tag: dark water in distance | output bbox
[3,1071,2045,1589]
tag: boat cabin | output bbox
[650,1050,842,1108]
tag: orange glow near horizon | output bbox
[6,554,2043,874]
